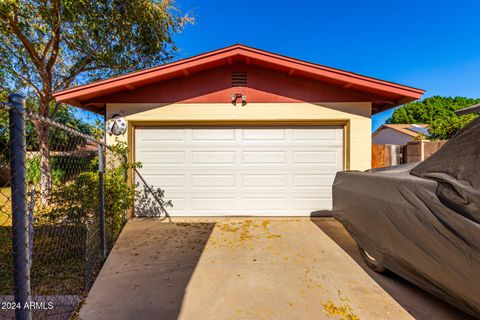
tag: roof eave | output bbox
[53,44,425,110]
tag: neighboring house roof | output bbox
[78,139,99,152]
[373,124,429,138]
[455,103,480,116]
[53,44,425,114]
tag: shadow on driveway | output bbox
[79,219,216,320]
[310,217,476,320]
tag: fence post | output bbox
[98,144,106,259]
[9,94,32,320]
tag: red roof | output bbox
[54,44,424,114]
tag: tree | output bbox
[428,114,477,140]
[0,0,191,198]
[386,96,480,140]
[1,100,93,156]
[0,90,8,163]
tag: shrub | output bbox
[45,140,172,234]
[26,154,97,186]
[47,159,135,237]
[26,156,65,186]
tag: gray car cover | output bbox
[332,116,480,317]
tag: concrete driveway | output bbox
[79,218,473,320]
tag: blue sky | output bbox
[172,0,480,131]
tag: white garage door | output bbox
[135,126,343,216]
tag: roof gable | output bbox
[53,44,425,114]
[373,124,429,138]
[92,63,397,106]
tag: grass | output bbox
[0,225,12,293]
[0,224,89,295]
[0,187,111,295]
[0,188,99,296]
[0,187,13,293]
[0,188,119,297]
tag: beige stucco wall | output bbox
[106,102,372,171]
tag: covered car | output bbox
[332,116,480,316]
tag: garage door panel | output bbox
[167,198,186,210]
[242,151,286,164]
[292,151,340,165]
[243,197,287,210]
[191,174,236,188]
[191,197,236,210]
[140,174,185,188]
[136,129,185,142]
[293,128,339,141]
[242,174,287,188]
[291,189,333,198]
[137,151,185,165]
[293,197,332,210]
[192,128,236,141]
[135,126,343,216]
[242,128,286,140]
[191,151,236,165]
[293,174,336,187]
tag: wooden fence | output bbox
[403,140,448,163]
[371,144,404,168]
[372,140,447,168]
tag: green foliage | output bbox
[48,172,98,223]
[50,165,132,233]
[47,157,134,236]
[0,102,95,160]
[25,153,96,186]
[0,0,192,99]
[0,0,191,191]
[0,90,9,162]
[26,156,64,185]
[46,141,143,236]
[46,106,94,150]
[429,114,477,140]
[107,138,142,170]
[0,116,7,163]
[90,119,106,141]
[387,96,480,140]
[104,165,134,235]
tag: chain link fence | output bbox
[0,95,132,320]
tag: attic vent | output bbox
[231,72,247,87]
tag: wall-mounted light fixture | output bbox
[231,93,247,106]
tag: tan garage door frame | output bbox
[127,119,350,217]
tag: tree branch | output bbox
[54,64,111,91]
[45,0,62,87]
[0,57,42,96]
[53,26,122,91]
[2,12,44,73]
[41,35,54,61]
[49,101,63,118]
[3,41,33,74]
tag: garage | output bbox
[53,44,424,218]
[135,126,343,216]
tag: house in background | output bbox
[372,124,429,145]
[455,103,480,115]
[54,44,424,216]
